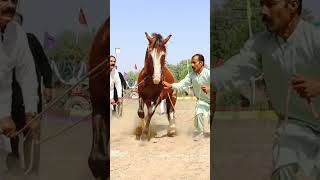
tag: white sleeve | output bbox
[114,70,122,98]
[212,36,262,92]
[15,31,39,113]
[172,73,192,91]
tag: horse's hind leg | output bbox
[167,92,177,137]
[136,97,145,139]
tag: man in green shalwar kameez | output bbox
[212,0,320,179]
[163,54,210,141]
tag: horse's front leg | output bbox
[166,92,177,137]
[137,97,145,118]
[88,114,109,180]
[136,97,145,139]
[141,97,161,141]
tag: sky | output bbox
[111,0,210,74]
[18,0,109,44]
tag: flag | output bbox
[79,8,88,26]
[134,64,137,70]
[43,32,55,49]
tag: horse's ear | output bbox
[163,34,172,45]
[145,32,152,43]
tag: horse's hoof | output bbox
[140,131,149,141]
[167,126,177,137]
[138,110,145,118]
[167,131,176,137]
[135,126,142,140]
[140,134,147,141]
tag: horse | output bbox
[87,18,109,180]
[136,32,177,141]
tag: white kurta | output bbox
[0,21,38,119]
[212,19,320,177]
[110,68,122,100]
[213,19,320,129]
[110,68,122,120]
[172,68,210,116]
[0,21,38,174]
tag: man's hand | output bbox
[117,98,123,104]
[292,75,320,100]
[162,81,172,89]
[25,112,39,130]
[111,99,116,105]
[201,85,210,94]
[0,116,16,138]
[43,88,53,103]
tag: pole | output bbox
[186,59,191,95]
[76,29,79,45]
[247,0,253,37]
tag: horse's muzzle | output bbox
[153,78,160,84]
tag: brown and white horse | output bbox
[87,18,109,180]
[136,32,177,141]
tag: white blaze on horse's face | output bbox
[150,48,165,84]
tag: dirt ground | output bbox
[4,113,95,180]
[1,100,278,180]
[212,118,276,180]
[110,99,210,180]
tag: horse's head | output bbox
[145,32,171,84]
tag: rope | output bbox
[275,80,320,170]
[37,115,90,145]
[12,59,108,138]
[283,83,320,127]
[166,88,207,124]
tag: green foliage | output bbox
[47,30,95,63]
[126,71,139,87]
[216,92,241,108]
[211,0,265,64]
[167,59,193,82]
[212,0,265,107]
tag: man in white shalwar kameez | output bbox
[212,0,320,179]
[110,55,122,121]
[163,54,210,141]
[0,0,38,176]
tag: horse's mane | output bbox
[144,33,167,76]
[150,33,166,53]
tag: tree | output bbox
[47,30,94,63]
[167,59,193,82]
[211,0,265,64]
[211,0,265,108]
[47,30,95,83]
[126,71,139,87]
